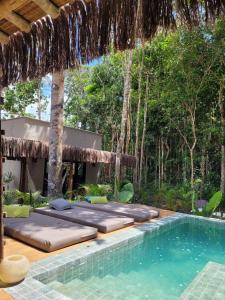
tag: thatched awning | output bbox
[0,0,224,88]
[1,136,136,168]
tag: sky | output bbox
[26,57,103,121]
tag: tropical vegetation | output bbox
[3,20,225,215]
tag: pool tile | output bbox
[5,213,225,300]
[180,262,225,299]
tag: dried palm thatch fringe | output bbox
[1,136,136,167]
[0,0,224,88]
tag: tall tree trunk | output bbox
[109,128,115,181]
[161,137,164,184]
[200,148,206,198]
[158,138,161,188]
[48,69,64,197]
[0,87,4,261]
[115,50,133,196]
[134,48,144,184]
[139,76,148,188]
[36,79,42,120]
[190,149,195,189]
[219,78,225,193]
[122,98,131,180]
[125,101,131,155]
[144,154,148,185]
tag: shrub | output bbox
[78,184,112,197]
[3,190,17,205]
[152,184,192,212]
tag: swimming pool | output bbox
[44,216,225,299]
[5,214,225,300]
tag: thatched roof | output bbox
[1,136,136,167]
[0,0,224,88]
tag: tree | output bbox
[4,81,39,117]
[115,50,133,195]
[48,70,64,197]
[4,79,48,119]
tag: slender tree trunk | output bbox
[190,149,195,189]
[122,99,131,180]
[219,79,225,193]
[139,76,148,188]
[125,102,131,155]
[134,48,144,184]
[115,50,133,196]
[158,138,161,188]
[161,137,164,183]
[144,154,148,185]
[176,109,197,189]
[36,79,42,120]
[109,128,115,181]
[48,69,64,197]
[200,144,207,198]
[181,144,187,184]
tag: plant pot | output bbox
[0,255,29,284]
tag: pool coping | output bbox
[4,213,225,300]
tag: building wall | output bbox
[3,159,21,191]
[2,117,102,192]
[2,117,102,149]
[26,158,45,192]
[85,163,100,184]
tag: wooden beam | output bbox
[0,30,9,44]
[0,10,30,32]
[32,0,59,18]
[1,0,28,12]
[0,0,30,31]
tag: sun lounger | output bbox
[4,213,97,252]
[74,202,159,222]
[35,206,134,233]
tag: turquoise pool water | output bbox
[47,220,225,299]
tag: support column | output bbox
[0,89,4,261]
[48,69,64,197]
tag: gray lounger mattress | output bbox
[4,212,97,252]
[74,202,159,222]
[35,206,134,233]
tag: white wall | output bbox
[2,117,103,191]
[2,117,102,150]
[3,159,21,190]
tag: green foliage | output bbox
[78,184,112,197]
[3,190,49,208]
[3,78,48,118]
[195,191,223,217]
[206,191,223,216]
[4,81,38,116]
[3,190,17,205]
[152,185,192,212]
[3,172,15,185]
[118,183,134,203]
[16,190,48,208]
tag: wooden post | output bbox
[48,69,64,197]
[0,89,4,261]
